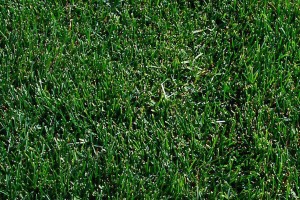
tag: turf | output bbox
[0,0,299,199]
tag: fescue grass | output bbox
[0,0,299,199]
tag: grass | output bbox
[0,0,299,199]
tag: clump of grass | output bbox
[0,0,299,199]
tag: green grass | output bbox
[0,0,299,199]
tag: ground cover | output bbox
[0,0,299,199]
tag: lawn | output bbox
[0,0,300,199]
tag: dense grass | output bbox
[0,0,299,199]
